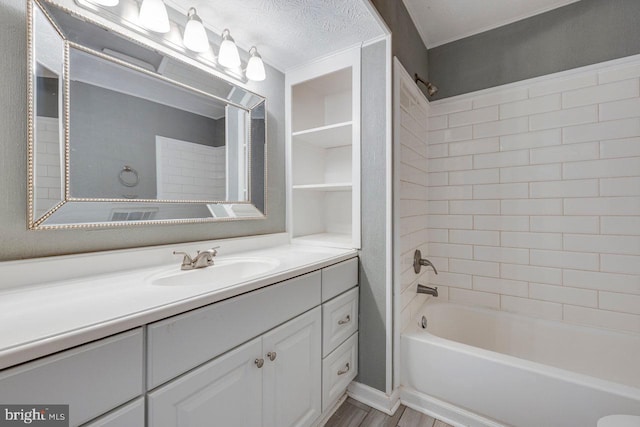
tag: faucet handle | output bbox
[173,251,192,262]
[413,249,438,275]
[173,251,194,269]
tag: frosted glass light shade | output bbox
[218,29,241,68]
[89,0,119,7]
[183,8,209,53]
[246,47,266,81]
[139,0,170,33]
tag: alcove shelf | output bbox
[292,183,352,192]
[292,121,352,148]
[286,48,361,249]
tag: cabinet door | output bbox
[262,307,321,427]
[148,337,263,427]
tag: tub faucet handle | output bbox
[414,249,438,274]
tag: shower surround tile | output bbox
[424,56,640,332]
[396,76,433,334]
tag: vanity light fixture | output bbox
[218,29,241,68]
[182,7,209,52]
[76,0,266,81]
[245,46,266,82]
[138,0,170,33]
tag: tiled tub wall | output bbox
[35,116,62,219]
[425,57,640,333]
[397,76,437,332]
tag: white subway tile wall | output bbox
[34,117,63,219]
[156,137,226,200]
[425,58,640,333]
[397,80,433,332]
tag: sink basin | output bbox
[150,257,281,287]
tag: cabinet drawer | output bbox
[0,329,143,427]
[322,332,358,412]
[84,398,144,427]
[322,286,358,357]
[321,258,358,302]
[147,271,321,389]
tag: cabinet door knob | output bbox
[255,358,264,368]
[267,351,277,361]
[338,315,351,325]
[337,362,350,376]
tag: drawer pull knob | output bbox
[255,358,264,368]
[338,315,351,325]
[267,351,277,361]
[337,363,350,376]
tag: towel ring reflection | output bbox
[118,165,139,187]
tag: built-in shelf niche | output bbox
[287,48,361,249]
[292,68,352,132]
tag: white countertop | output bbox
[0,242,357,370]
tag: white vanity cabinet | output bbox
[147,257,358,427]
[148,337,264,427]
[0,329,144,427]
[319,259,360,412]
[262,308,321,427]
[146,271,321,389]
[0,254,359,427]
[148,308,321,427]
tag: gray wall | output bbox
[358,39,388,392]
[370,0,429,99]
[428,0,640,99]
[0,0,285,261]
[70,81,224,199]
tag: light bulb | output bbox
[183,8,209,53]
[89,0,119,7]
[138,0,170,33]
[246,46,266,81]
[218,29,241,68]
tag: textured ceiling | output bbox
[165,0,385,71]
[403,0,582,48]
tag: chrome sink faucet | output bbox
[173,247,220,270]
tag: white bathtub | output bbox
[401,300,640,427]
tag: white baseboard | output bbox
[400,387,505,427]
[347,381,401,415]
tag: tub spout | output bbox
[417,284,438,297]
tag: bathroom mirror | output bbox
[27,0,267,229]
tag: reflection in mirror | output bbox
[67,47,237,201]
[33,5,64,219]
[250,102,266,213]
[28,0,267,229]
